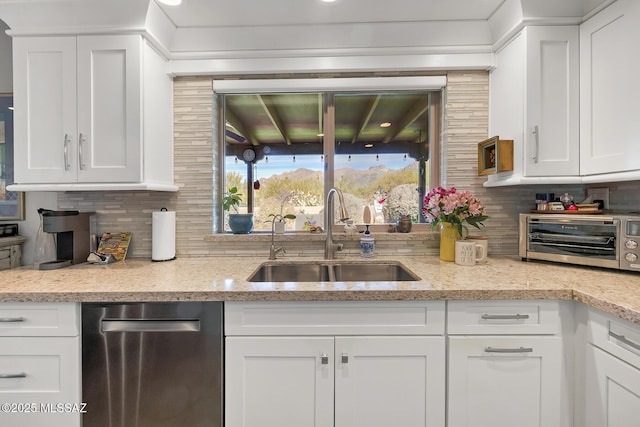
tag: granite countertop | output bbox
[1,256,640,325]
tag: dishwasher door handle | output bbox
[101,319,201,333]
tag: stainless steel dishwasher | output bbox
[82,302,223,427]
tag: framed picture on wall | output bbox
[0,93,25,221]
[477,136,514,176]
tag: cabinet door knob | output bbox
[321,354,329,365]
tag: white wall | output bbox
[0,20,11,92]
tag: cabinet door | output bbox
[524,26,579,177]
[585,345,640,427]
[225,336,334,427]
[489,31,525,177]
[448,336,566,427]
[580,0,640,176]
[76,35,142,183]
[12,37,77,183]
[335,336,445,427]
[0,337,81,427]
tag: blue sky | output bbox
[226,153,414,179]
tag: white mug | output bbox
[455,240,486,266]
[466,236,488,263]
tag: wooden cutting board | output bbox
[530,209,603,214]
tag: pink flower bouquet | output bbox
[422,186,489,235]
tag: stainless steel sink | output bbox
[247,261,420,282]
[247,262,331,282]
[332,262,420,282]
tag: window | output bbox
[216,77,444,232]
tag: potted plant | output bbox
[383,184,420,233]
[269,192,296,234]
[223,186,254,234]
[268,213,296,234]
[422,186,489,261]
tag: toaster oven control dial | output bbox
[625,240,638,249]
[625,253,639,263]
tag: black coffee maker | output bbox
[39,210,94,270]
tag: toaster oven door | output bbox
[521,215,620,268]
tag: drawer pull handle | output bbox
[481,314,530,320]
[102,320,200,333]
[321,354,329,365]
[64,134,71,171]
[79,133,86,170]
[341,353,349,364]
[0,372,27,379]
[533,125,540,164]
[609,331,640,352]
[485,347,533,354]
[0,317,25,322]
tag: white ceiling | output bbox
[157,0,609,29]
[159,0,507,28]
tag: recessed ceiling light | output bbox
[380,122,392,128]
[157,0,182,5]
[364,143,374,148]
[317,133,324,137]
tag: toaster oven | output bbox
[519,213,640,272]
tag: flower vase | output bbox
[439,222,461,262]
[397,215,412,233]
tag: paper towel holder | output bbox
[152,207,177,262]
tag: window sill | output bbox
[204,230,439,243]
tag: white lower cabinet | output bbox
[448,336,564,427]
[585,345,640,427]
[224,301,446,427]
[226,335,445,427]
[226,336,335,427]
[447,300,571,427]
[0,303,81,427]
[584,307,640,427]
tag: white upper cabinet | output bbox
[13,37,78,184]
[580,0,640,178]
[11,35,177,192]
[488,26,580,185]
[524,26,580,177]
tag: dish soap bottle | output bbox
[360,225,375,258]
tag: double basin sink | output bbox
[248,260,420,282]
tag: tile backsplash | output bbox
[58,72,640,259]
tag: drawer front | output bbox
[448,300,561,335]
[0,248,10,261]
[0,337,81,427]
[589,308,640,369]
[225,301,446,336]
[0,303,80,337]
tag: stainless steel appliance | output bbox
[82,302,223,427]
[519,213,640,272]
[39,209,93,270]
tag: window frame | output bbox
[214,76,445,233]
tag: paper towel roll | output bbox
[152,209,176,261]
